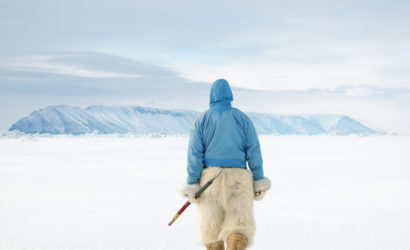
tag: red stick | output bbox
[168,201,191,226]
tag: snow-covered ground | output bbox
[0,135,409,250]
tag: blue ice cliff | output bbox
[9,105,379,135]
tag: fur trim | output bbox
[197,167,256,246]
[253,177,271,193]
[181,183,200,200]
[254,190,266,201]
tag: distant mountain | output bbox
[9,105,379,135]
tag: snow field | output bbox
[0,135,409,249]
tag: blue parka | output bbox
[186,79,264,184]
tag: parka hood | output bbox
[209,79,233,106]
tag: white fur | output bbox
[197,167,256,246]
[253,177,271,193]
[181,183,200,203]
[254,190,266,201]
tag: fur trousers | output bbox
[197,167,255,246]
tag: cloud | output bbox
[0,51,203,96]
[1,55,141,78]
[170,51,410,91]
[1,1,409,92]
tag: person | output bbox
[182,79,271,250]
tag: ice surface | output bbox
[9,105,379,135]
[0,135,409,249]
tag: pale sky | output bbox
[1,0,409,133]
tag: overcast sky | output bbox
[1,0,409,133]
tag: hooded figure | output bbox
[182,79,271,250]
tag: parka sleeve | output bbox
[245,117,264,181]
[186,118,205,184]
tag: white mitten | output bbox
[253,177,271,201]
[254,190,267,201]
[181,183,200,203]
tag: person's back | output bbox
[202,107,250,166]
[187,79,264,184]
[182,79,271,250]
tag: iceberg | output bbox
[9,105,379,135]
